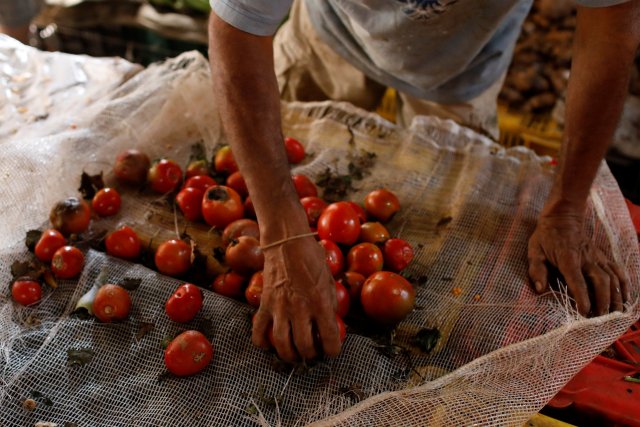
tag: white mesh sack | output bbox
[0,42,638,427]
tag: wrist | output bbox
[255,199,311,245]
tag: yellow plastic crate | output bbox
[497,104,563,157]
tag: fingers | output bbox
[609,262,631,304]
[315,312,341,358]
[291,316,317,361]
[583,262,610,316]
[271,314,298,363]
[528,244,549,294]
[251,309,272,350]
[557,254,591,316]
[604,264,624,313]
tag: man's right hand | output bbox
[252,235,341,363]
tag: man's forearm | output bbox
[207,14,309,242]
[544,2,640,217]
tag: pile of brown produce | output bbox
[500,0,640,115]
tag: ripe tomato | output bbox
[317,202,361,245]
[114,149,150,186]
[359,222,390,244]
[245,271,263,307]
[165,283,203,323]
[92,188,121,217]
[148,159,183,194]
[34,229,66,262]
[347,243,384,277]
[184,175,216,193]
[364,189,400,223]
[176,187,204,222]
[225,171,248,198]
[50,197,91,236]
[335,280,350,318]
[214,145,238,175]
[337,271,366,302]
[11,279,42,306]
[185,159,209,179]
[222,219,260,247]
[360,271,415,325]
[155,239,191,277]
[292,174,317,198]
[383,238,414,272]
[226,236,264,275]
[300,197,328,226]
[164,330,214,377]
[51,246,84,279]
[93,284,131,323]
[105,226,141,260]
[283,137,305,164]
[244,197,256,219]
[212,271,246,299]
[202,186,244,229]
[346,201,367,224]
[319,239,344,277]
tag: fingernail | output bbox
[535,281,543,293]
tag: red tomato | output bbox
[49,197,91,236]
[225,236,264,275]
[292,174,317,198]
[184,175,216,193]
[155,239,191,277]
[358,222,390,244]
[245,271,263,307]
[105,226,141,261]
[92,188,121,217]
[360,272,415,325]
[114,149,150,186]
[11,279,42,306]
[337,271,366,302]
[335,315,347,342]
[34,229,66,262]
[317,202,361,245]
[202,186,244,229]
[93,284,132,323]
[319,239,344,277]
[165,283,203,323]
[185,159,209,179]
[226,171,248,198]
[300,197,328,226]
[346,201,367,224]
[364,189,400,223]
[214,145,238,175]
[335,280,350,318]
[244,197,256,219]
[164,330,214,377]
[347,243,384,277]
[212,271,246,299]
[284,137,305,164]
[51,246,84,279]
[148,159,183,194]
[383,238,414,272]
[222,219,260,247]
[175,187,204,222]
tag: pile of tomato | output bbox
[10,136,417,376]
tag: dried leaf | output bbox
[25,230,43,252]
[338,383,365,402]
[11,260,31,279]
[436,216,453,228]
[120,278,142,291]
[66,348,95,367]
[135,322,154,341]
[64,423,79,427]
[412,328,441,354]
[78,171,104,200]
[43,270,58,289]
[212,247,225,264]
[189,140,207,161]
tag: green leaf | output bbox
[412,328,441,354]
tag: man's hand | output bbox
[528,213,629,316]
[252,237,341,362]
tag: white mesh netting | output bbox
[1,38,639,426]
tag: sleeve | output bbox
[574,0,631,7]
[210,0,293,36]
[0,0,42,27]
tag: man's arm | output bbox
[528,1,640,315]
[208,13,341,362]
